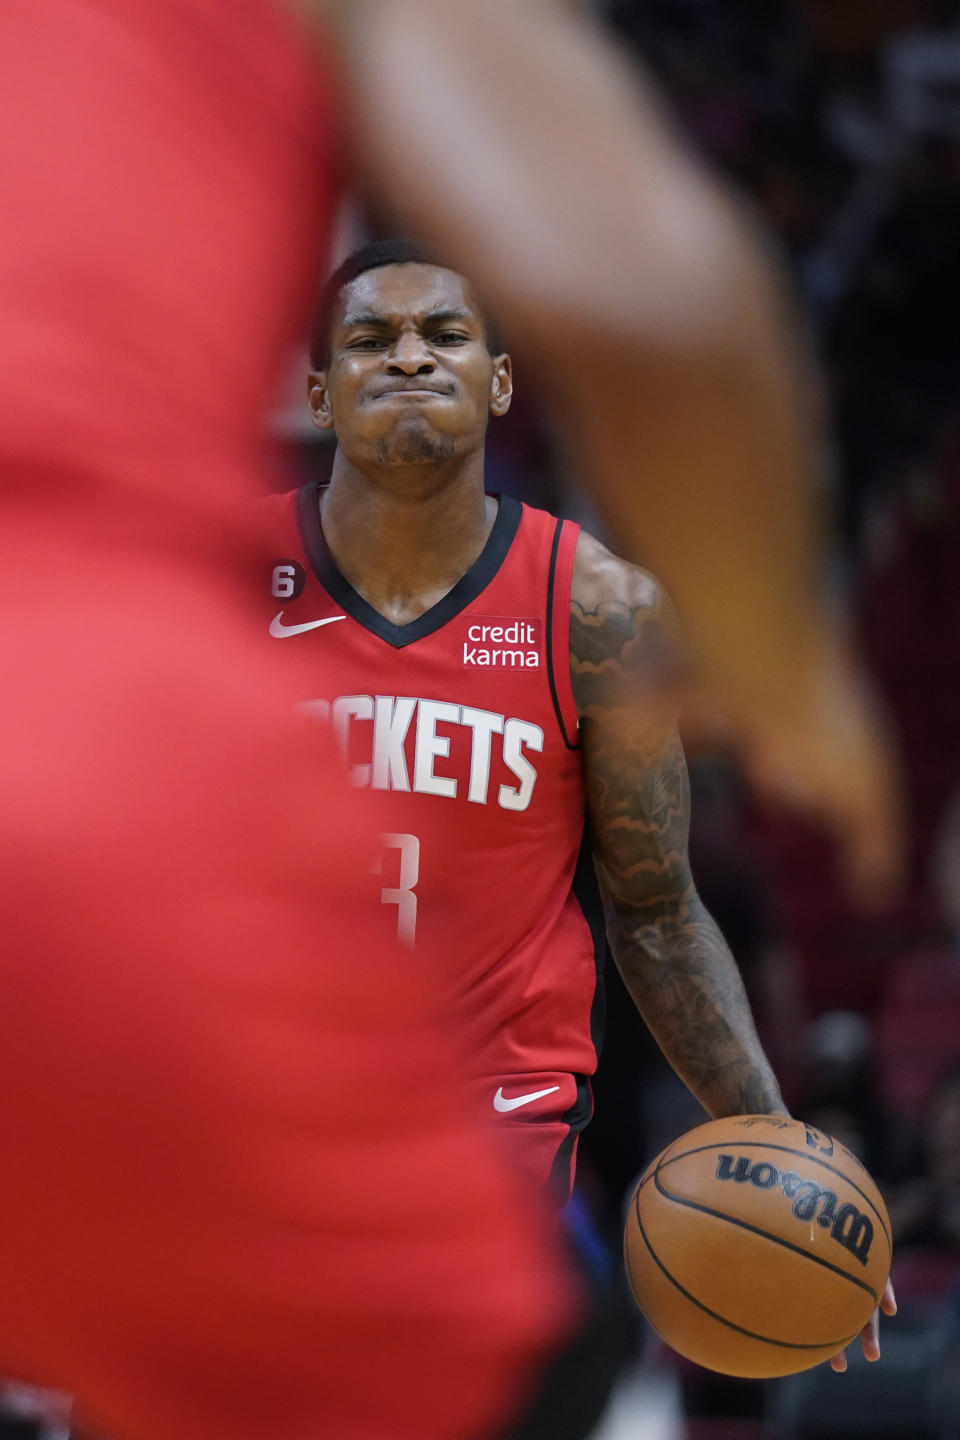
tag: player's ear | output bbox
[307,370,335,431]
[489,354,512,418]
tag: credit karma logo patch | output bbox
[462,617,542,668]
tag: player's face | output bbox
[308,264,511,470]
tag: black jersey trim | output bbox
[550,1076,593,1201]
[545,519,580,751]
[573,825,607,1067]
[295,481,523,649]
[549,829,607,1199]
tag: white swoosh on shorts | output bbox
[493,1085,561,1113]
[269,612,347,638]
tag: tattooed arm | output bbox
[570,530,786,1119]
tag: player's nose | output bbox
[386,330,435,374]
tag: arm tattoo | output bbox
[571,590,784,1119]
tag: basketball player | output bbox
[271,238,789,1194]
[266,238,894,1366]
[0,1,894,1436]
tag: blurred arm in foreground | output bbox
[309,0,902,904]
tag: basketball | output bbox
[624,1114,892,1379]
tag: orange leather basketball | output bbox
[624,1115,892,1378]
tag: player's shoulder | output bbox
[568,529,683,716]
[259,485,304,554]
[571,527,667,621]
[260,485,299,524]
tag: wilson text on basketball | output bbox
[715,1154,875,1266]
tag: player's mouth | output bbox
[371,383,454,400]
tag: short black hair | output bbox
[308,237,504,370]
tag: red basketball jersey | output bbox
[0,6,569,1435]
[264,482,605,1198]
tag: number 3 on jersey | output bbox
[374,833,420,946]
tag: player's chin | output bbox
[377,425,457,466]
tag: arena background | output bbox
[4,2,958,1437]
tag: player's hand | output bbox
[829,1276,897,1373]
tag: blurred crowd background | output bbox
[4,2,958,1438]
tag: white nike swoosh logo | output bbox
[493,1085,561,1113]
[269,612,347,638]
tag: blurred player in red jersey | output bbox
[0,6,566,1440]
[0,0,898,1436]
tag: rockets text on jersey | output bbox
[302,693,544,811]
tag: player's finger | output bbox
[860,1306,881,1362]
[830,1348,848,1374]
[881,1277,898,1316]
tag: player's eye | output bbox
[348,335,388,350]
[432,331,469,346]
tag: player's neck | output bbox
[321,455,497,626]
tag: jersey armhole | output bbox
[546,518,581,750]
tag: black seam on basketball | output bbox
[633,1165,657,1198]
[622,1224,676,1352]
[652,1167,879,1304]
[655,1141,891,1255]
[633,1152,664,1198]
[633,1129,696,1197]
[623,1230,643,1312]
[632,1183,861,1352]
